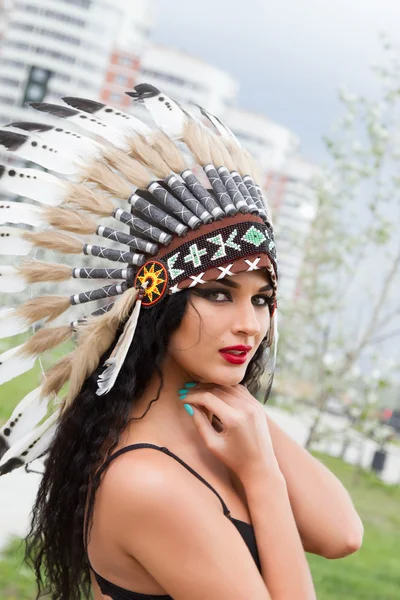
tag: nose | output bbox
[231,301,261,338]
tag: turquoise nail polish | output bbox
[179,395,188,402]
[185,382,196,388]
[184,403,194,416]
[178,388,188,394]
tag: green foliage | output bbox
[0,538,40,600]
[277,37,400,447]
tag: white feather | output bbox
[197,105,241,146]
[96,290,141,396]
[67,112,130,150]
[0,386,51,452]
[0,307,30,338]
[0,129,80,174]
[136,91,187,140]
[0,344,37,385]
[0,165,69,206]
[0,226,33,255]
[0,266,27,293]
[9,124,101,157]
[0,408,61,475]
[0,201,46,226]
[29,102,129,151]
[62,98,152,138]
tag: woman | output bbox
[0,85,363,599]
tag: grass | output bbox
[0,539,40,600]
[0,451,399,599]
[0,337,73,424]
[307,452,400,599]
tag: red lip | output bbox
[219,346,252,365]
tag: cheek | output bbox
[167,301,227,357]
[261,311,271,337]
[169,305,201,351]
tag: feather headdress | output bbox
[0,84,278,476]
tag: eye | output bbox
[193,288,231,302]
[205,290,231,302]
[252,295,274,307]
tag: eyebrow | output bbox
[207,279,273,292]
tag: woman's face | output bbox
[167,269,274,385]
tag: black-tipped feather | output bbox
[62,97,104,114]
[0,130,27,151]
[8,122,53,133]
[0,457,23,476]
[0,436,8,460]
[28,102,79,118]
[127,84,160,100]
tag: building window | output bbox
[0,77,20,87]
[0,58,25,69]
[118,56,133,68]
[58,0,92,8]
[139,69,206,93]
[115,74,129,86]
[110,93,122,103]
[14,3,86,28]
[8,20,107,54]
[0,96,15,105]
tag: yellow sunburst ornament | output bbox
[134,260,169,306]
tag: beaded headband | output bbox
[0,84,278,476]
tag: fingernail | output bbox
[178,388,188,395]
[185,382,196,388]
[184,403,194,416]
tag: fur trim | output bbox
[18,325,72,357]
[41,354,73,398]
[44,206,97,234]
[65,183,115,216]
[79,161,131,198]
[152,131,186,174]
[18,259,71,283]
[66,287,138,405]
[15,295,71,324]
[101,147,151,189]
[183,121,211,166]
[23,231,83,254]
[128,134,171,179]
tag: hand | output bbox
[182,384,281,483]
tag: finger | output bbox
[191,404,221,445]
[233,384,260,405]
[207,387,243,408]
[183,390,237,423]
[209,385,254,407]
[225,384,260,407]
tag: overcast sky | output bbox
[151,0,400,163]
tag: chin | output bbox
[202,367,246,387]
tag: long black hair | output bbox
[25,288,274,600]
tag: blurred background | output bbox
[0,1,399,598]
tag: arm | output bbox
[265,411,364,558]
[241,462,316,599]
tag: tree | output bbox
[276,36,400,450]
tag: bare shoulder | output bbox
[99,446,191,508]
[98,447,270,600]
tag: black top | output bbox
[85,443,261,600]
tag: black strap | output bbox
[84,443,231,558]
